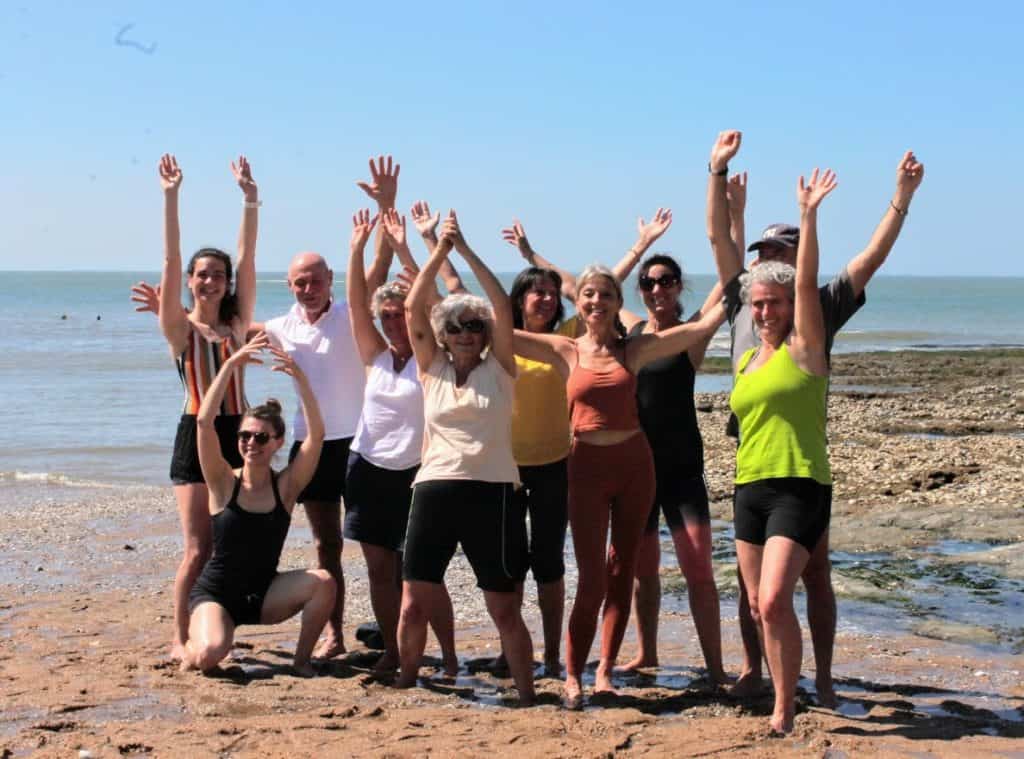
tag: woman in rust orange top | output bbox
[514,264,724,708]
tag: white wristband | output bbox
[244,200,262,209]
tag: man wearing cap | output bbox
[707,130,925,707]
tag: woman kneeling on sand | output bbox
[183,333,334,677]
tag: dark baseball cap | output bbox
[747,223,799,252]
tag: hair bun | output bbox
[264,398,282,414]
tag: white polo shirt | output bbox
[264,301,365,441]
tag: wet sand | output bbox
[1,349,1022,757]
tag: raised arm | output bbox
[196,334,268,506]
[627,302,726,373]
[412,200,466,294]
[727,172,748,256]
[357,155,401,293]
[157,154,190,352]
[273,347,324,509]
[610,208,673,282]
[231,156,259,331]
[502,219,577,300]
[444,211,516,375]
[706,131,745,287]
[793,168,838,369]
[406,236,453,372]
[346,209,387,366]
[845,151,924,297]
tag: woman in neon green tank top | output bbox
[713,129,840,735]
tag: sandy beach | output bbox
[2,348,1022,758]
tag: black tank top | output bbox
[199,472,291,595]
[629,321,704,476]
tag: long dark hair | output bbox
[187,248,238,325]
[638,253,686,319]
[509,267,564,331]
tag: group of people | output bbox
[135,133,924,733]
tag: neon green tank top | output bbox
[729,342,831,485]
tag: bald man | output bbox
[264,252,366,659]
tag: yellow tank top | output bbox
[510,318,577,465]
[729,342,831,485]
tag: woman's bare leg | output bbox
[171,483,212,661]
[361,544,402,672]
[672,519,728,684]
[182,601,234,672]
[484,588,536,705]
[261,568,337,676]
[618,529,661,671]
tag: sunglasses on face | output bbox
[444,319,486,335]
[379,310,404,322]
[638,274,680,292]
[238,430,275,445]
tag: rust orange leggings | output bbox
[566,434,655,679]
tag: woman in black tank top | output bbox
[616,253,730,684]
[180,332,331,678]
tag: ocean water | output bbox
[1,271,1021,487]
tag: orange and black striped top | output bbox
[175,323,247,416]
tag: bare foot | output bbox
[394,670,418,689]
[729,670,765,698]
[291,661,316,678]
[614,654,657,673]
[594,664,618,695]
[815,677,838,709]
[442,656,459,678]
[563,676,584,710]
[372,651,399,675]
[517,690,537,707]
[768,713,794,735]
[708,669,733,688]
[313,636,346,660]
[542,657,562,678]
[169,641,188,663]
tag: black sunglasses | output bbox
[444,319,486,335]
[238,430,275,445]
[638,274,680,292]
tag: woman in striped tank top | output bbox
[155,153,260,663]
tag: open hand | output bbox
[637,207,673,248]
[727,172,748,215]
[709,131,742,173]
[130,282,160,314]
[382,208,408,249]
[394,265,418,291]
[797,168,839,211]
[158,154,182,192]
[350,208,379,252]
[410,200,441,237]
[501,219,533,258]
[356,154,400,209]
[229,332,270,366]
[269,345,304,378]
[230,155,258,200]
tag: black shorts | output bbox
[645,468,710,534]
[343,452,418,551]
[188,576,275,627]
[403,480,527,593]
[733,477,832,552]
[519,458,569,583]
[170,414,244,485]
[289,437,353,504]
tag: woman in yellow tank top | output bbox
[711,129,839,735]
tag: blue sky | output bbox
[2,1,1021,276]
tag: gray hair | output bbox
[739,261,796,304]
[429,293,495,348]
[371,281,407,318]
[576,263,623,304]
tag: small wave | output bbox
[0,471,117,489]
